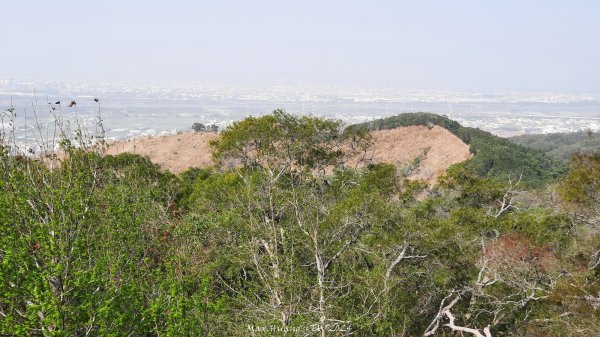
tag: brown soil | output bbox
[105,126,470,183]
[105,132,219,173]
[354,125,471,183]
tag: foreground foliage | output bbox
[1,111,599,336]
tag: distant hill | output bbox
[350,112,567,186]
[105,112,568,187]
[510,131,600,162]
[106,125,470,184]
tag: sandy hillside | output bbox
[105,132,219,173]
[105,125,470,182]
[355,125,471,182]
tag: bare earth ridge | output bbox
[105,125,471,183]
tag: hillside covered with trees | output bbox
[510,131,600,162]
[1,110,600,336]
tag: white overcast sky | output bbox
[1,0,599,92]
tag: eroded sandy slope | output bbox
[105,125,470,183]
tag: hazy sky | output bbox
[1,0,599,92]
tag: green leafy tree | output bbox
[192,122,206,132]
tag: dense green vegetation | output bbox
[1,110,600,336]
[510,131,600,162]
[350,112,567,186]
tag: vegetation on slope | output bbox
[510,131,600,161]
[2,109,600,336]
[350,112,567,186]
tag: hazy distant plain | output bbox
[2,84,600,150]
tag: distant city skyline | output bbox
[1,1,599,92]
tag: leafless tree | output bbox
[487,174,522,218]
[424,234,560,337]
